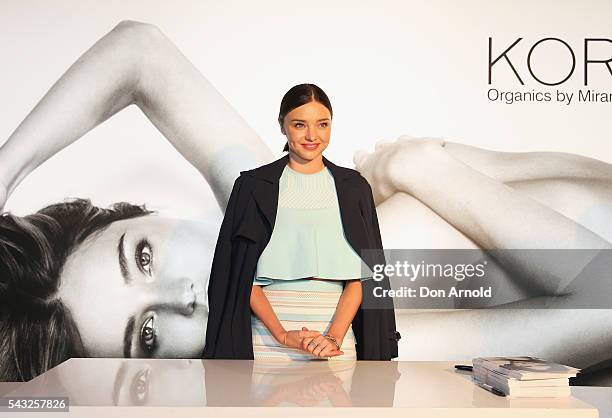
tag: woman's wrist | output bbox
[0,143,30,197]
[0,179,7,211]
[274,329,288,346]
[324,333,341,350]
[325,329,344,348]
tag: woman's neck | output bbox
[287,154,324,174]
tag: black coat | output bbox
[202,153,401,360]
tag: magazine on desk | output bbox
[472,357,580,398]
[473,357,580,380]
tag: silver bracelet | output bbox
[324,334,341,350]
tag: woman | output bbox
[203,83,398,361]
[1,21,611,381]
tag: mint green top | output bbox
[253,164,374,286]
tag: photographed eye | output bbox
[295,122,304,128]
[130,368,150,405]
[135,240,153,275]
[320,122,328,128]
[140,315,157,353]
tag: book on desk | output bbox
[472,356,580,398]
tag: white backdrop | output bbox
[2,0,611,218]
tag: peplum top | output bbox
[253,163,374,286]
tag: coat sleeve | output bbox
[202,175,244,358]
[360,177,401,359]
[364,180,384,251]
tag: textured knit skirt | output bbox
[251,278,357,361]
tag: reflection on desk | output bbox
[4,359,602,417]
[6,358,400,407]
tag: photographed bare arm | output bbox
[0,20,273,211]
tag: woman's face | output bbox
[282,101,331,163]
[56,214,214,359]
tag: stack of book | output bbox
[472,356,580,398]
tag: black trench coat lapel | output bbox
[203,153,400,361]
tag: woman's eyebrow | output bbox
[111,361,128,405]
[117,233,132,284]
[289,118,330,122]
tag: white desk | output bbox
[3,359,605,417]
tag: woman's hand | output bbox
[279,327,344,357]
[353,135,446,205]
[279,327,322,352]
[301,328,344,358]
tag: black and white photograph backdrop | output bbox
[1,0,611,383]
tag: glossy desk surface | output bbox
[4,359,607,417]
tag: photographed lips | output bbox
[302,143,320,150]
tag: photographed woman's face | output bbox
[56,215,213,359]
[283,101,331,162]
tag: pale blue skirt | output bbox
[251,278,357,361]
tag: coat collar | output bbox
[244,153,357,184]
